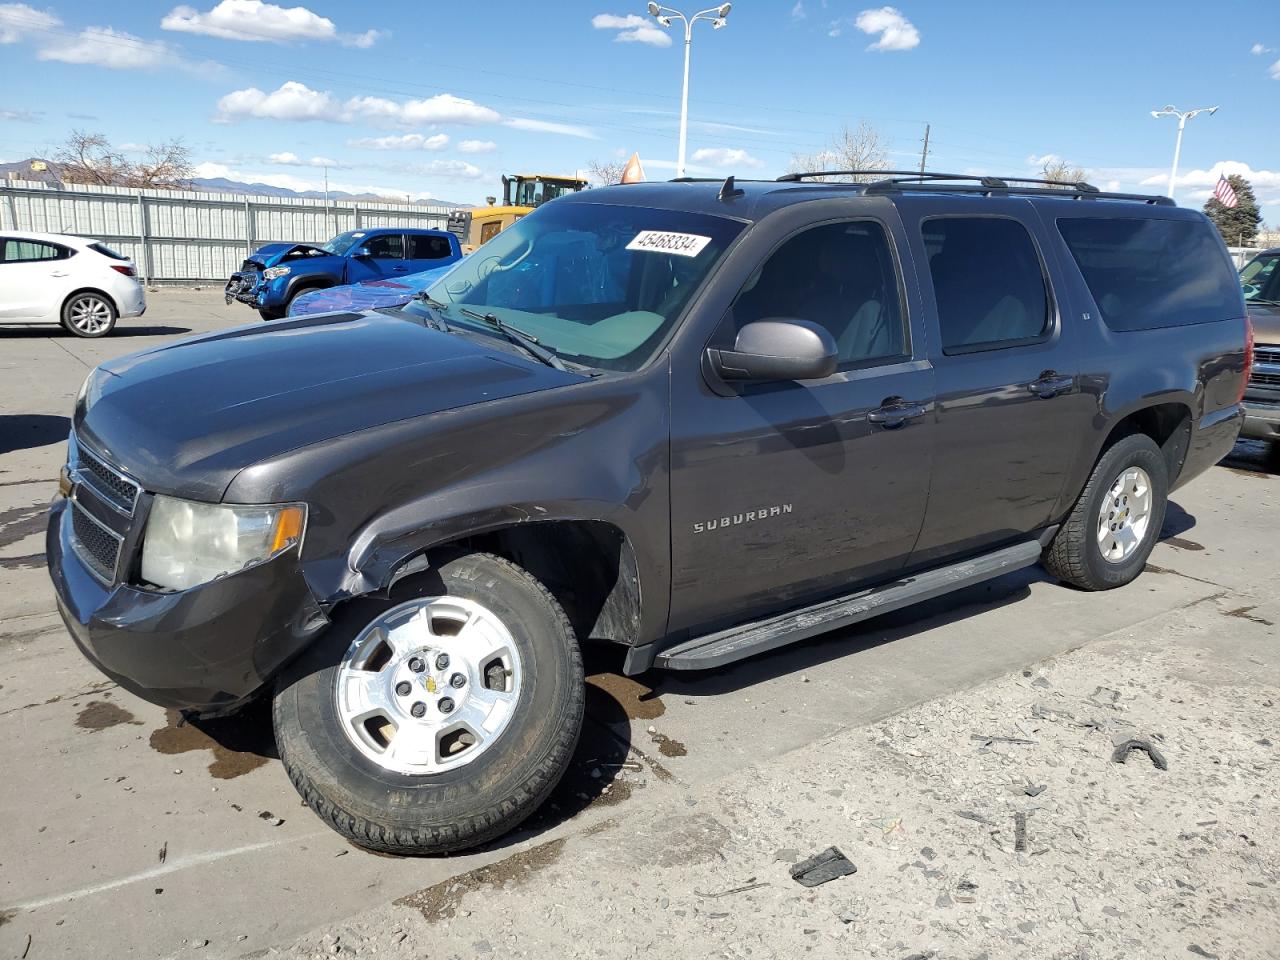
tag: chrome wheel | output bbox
[67,295,113,335]
[1096,466,1153,563]
[334,596,522,775]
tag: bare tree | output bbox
[1040,157,1086,186]
[787,121,890,182]
[131,138,194,189]
[50,130,192,189]
[587,158,628,186]
[53,131,128,186]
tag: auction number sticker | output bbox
[626,231,713,258]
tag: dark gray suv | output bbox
[47,172,1248,854]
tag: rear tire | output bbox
[1043,433,1168,591]
[273,551,584,855]
[62,292,117,337]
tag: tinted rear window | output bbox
[1057,217,1242,331]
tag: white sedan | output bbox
[0,230,146,337]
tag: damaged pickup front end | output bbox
[225,242,341,320]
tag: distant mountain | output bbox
[1,159,466,208]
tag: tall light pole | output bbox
[647,2,731,178]
[1150,104,1218,202]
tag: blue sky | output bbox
[1,0,1277,220]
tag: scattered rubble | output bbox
[789,847,857,887]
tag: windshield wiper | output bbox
[458,307,569,372]
[411,291,451,332]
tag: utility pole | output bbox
[919,123,931,175]
[323,164,332,235]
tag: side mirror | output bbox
[707,318,838,382]
[351,246,371,258]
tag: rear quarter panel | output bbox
[1034,203,1247,507]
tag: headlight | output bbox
[142,495,306,591]
[262,266,291,280]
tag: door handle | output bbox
[50,271,69,277]
[1027,372,1074,399]
[393,266,409,272]
[868,398,929,428]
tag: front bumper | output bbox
[47,497,329,715]
[225,271,273,309]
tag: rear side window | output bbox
[88,242,128,261]
[407,235,454,260]
[363,234,404,259]
[1057,217,1242,331]
[923,217,1049,353]
[3,239,69,262]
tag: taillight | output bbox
[1238,314,1254,404]
[110,264,136,277]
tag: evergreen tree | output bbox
[1203,174,1261,246]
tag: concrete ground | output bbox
[0,290,1276,959]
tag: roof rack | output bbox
[776,169,1174,205]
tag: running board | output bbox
[656,540,1043,671]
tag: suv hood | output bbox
[75,312,580,501]
[1248,300,1280,345]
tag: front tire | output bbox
[273,551,584,855]
[62,292,117,337]
[1043,433,1169,590]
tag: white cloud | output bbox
[410,159,484,180]
[1140,161,1280,206]
[591,13,671,47]
[216,80,335,121]
[161,1,384,46]
[691,147,763,169]
[1271,58,1280,80]
[216,82,499,125]
[853,6,919,51]
[1251,42,1272,55]
[347,133,449,151]
[0,107,40,121]
[503,117,599,140]
[458,139,497,154]
[266,151,338,166]
[0,3,59,42]
[39,26,181,68]
[791,1,805,20]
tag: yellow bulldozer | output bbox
[447,173,587,253]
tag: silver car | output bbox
[1241,248,1280,445]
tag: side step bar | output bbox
[656,540,1043,671]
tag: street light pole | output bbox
[1150,104,1218,202]
[647,3,731,179]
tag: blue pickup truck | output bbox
[225,227,462,320]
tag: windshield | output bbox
[320,231,369,256]
[1241,253,1279,302]
[417,201,744,371]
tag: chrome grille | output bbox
[1253,346,1280,366]
[76,444,140,515]
[1251,371,1280,387]
[71,501,122,582]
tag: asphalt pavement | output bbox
[0,290,1277,958]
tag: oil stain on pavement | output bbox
[395,837,566,922]
[585,672,665,720]
[148,706,274,780]
[75,700,141,731]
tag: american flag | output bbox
[1213,175,1239,208]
